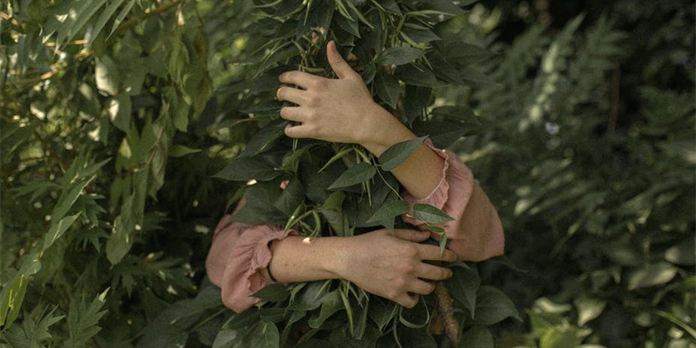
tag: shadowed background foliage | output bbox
[1,0,693,347]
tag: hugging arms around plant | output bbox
[205,42,504,313]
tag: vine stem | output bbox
[434,282,460,346]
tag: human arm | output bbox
[206,211,456,311]
[277,41,444,199]
[277,41,504,259]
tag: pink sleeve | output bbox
[401,140,505,261]
[205,215,297,313]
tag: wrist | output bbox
[360,105,416,156]
[315,236,350,280]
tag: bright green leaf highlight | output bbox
[379,136,427,171]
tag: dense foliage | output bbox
[1,0,694,347]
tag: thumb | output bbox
[393,229,431,243]
[327,41,356,79]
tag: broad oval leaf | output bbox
[445,266,480,318]
[252,284,290,303]
[473,286,521,325]
[366,200,410,223]
[377,47,426,66]
[95,56,120,96]
[214,157,280,182]
[375,73,401,109]
[379,136,427,171]
[461,326,494,348]
[413,203,454,224]
[327,162,377,190]
[627,262,678,290]
[664,237,696,265]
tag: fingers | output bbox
[327,41,357,80]
[417,244,458,263]
[276,87,307,105]
[409,279,437,295]
[392,229,431,243]
[416,263,453,281]
[279,106,304,122]
[279,71,323,90]
[395,293,419,308]
[284,123,310,139]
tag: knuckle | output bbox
[306,94,319,106]
[307,109,320,121]
[312,79,325,89]
[398,263,415,275]
[386,291,399,301]
[402,245,419,258]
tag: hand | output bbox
[332,229,457,308]
[277,41,407,149]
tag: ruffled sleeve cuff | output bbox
[401,139,475,239]
[205,217,297,313]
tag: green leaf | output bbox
[95,55,120,96]
[375,73,401,108]
[4,310,64,347]
[42,213,81,251]
[444,43,494,66]
[252,284,290,303]
[169,145,201,158]
[110,0,136,36]
[0,274,28,329]
[445,266,480,317]
[287,281,325,311]
[327,163,377,190]
[412,120,468,148]
[459,67,496,86]
[53,174,96,223]
[66,289,109,347]
[223,310,260,331]
[366,200,409,223]
[379,136,427,171]
[214,157,280,182]
[335,13,360,38]
[240,121,288,157]
[402,28,441,43]
[90,0,126,43]
[627,262,678,290]
[473,286,520,325]
[377,47,426,66]
[395,65,444,87]
[573,295,606,326]
[106,195,136,265]
[107,94,132,133]
[412,203,454,224]
[275,177,304,216]
[664,236,695,265]
[318,147,353,173]
[460,326,494,348]
[308,291,343,328]
[249,322,280,348]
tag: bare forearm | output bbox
[361,107,445,199]
[262,236,344,283]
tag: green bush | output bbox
[1,0,694,347]
[1,0,518,347]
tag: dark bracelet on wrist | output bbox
[266,264,278,282]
